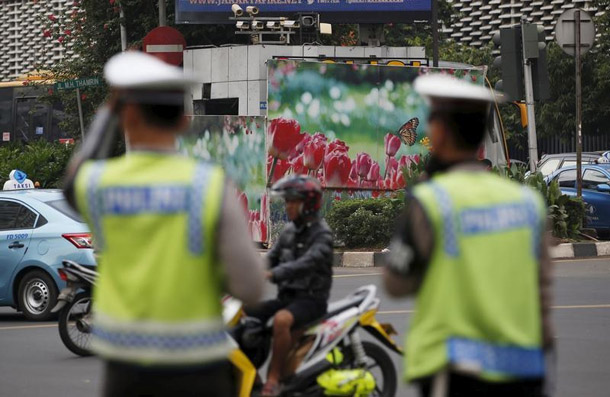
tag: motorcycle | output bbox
[52,261,402,397]
[225,285,403,397]
[51,260,97,356]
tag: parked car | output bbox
[545,164,610,238]
[536,152,605,177]
[0,189,96,320]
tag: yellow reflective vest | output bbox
[75,152,230,366]
[406,171,547,381]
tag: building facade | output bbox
[443,0,601,48]
[0,0,73,82]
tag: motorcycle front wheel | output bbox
[344,341,398,397]
[58,292,93,357]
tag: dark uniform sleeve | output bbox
[384,194,435,296]
[271,228,333,283]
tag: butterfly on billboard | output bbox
[397,117,419,146]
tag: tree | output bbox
[36,0,243,139]
[535,1,610,141]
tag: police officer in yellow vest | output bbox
[68,52,265,396]
[384,75,554,397]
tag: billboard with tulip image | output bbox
[179,116,268,243]
[266,60,487,191]
[178,62,487,244]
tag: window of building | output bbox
[194,98,239,116]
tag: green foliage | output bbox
[516,171,585,240]
[0,141,75,188]
[326,198,404,248]
[34,1,242,140]
[403,153,430,187]
[512,4,610,141]
[494,161,529,183]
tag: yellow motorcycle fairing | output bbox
[359,309,403,355]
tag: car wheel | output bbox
[17,270,58,321]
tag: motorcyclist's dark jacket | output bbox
[268,218,334,302]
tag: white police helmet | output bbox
[414,74,500,106]
[104,51,197,91]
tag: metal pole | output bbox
[432,0,439,67]
[575,10,583,197]
[75,88,85,142]
[119,7,127,51]
[158,0,166,27]
[521,18,539,172]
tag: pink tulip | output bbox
[267,155,291,184]
[349,161,358,180]
[268,118,304,160]
[303,134,327,171]
[326,139,349,155]
[384,133,401,157]
[399,154,420,172]
[356,153,372,179]
[289,133,311,161]
[385,157,398,179]
[367,161,381,182]
[393,168,406,189]
[291,154,308,175]
[324,151,352,187]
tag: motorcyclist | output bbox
[248,175,334,396]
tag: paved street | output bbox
[1,257,609,396]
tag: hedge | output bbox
[326,197,404,249]
[0,140,75,188]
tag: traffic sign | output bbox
[142,26,187,66]
[556,9,596,56]
[54,77,102,91]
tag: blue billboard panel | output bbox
[176,0,432,24]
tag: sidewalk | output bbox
[331,241,610,268]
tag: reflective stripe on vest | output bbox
[429,183,459,257]
[430,183,543,258]
[92,313,231,365]
[448,337,545,377]
[86,162,212,255]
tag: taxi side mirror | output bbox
[596,184,610,193]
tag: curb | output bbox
[333,242,610,267]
